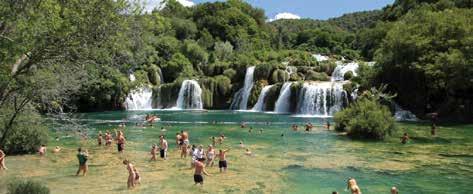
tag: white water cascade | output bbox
[274,82,293,113]
[125,74,153,110]
[175,80,203,110]
[331,62,359,81]
[394,103,418,121]
[252,85,273,112]
[296,82,348,116]
[230,66,256,110]
[313,54,329,62]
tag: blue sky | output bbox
[142,0,394,20]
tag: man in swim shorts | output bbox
[159,135,168,160]
[194,158,210,185]
[218,149,230,173]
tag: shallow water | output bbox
[1,110,472,194]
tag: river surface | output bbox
[0,110,472,194]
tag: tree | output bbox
[214,41,234,61]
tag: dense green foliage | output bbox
[334,91,396,140]
[8,179,50,194]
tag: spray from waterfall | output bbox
[125,73,153,110]
[331,62,359,81]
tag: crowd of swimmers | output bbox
[0,116,438,192]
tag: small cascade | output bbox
[230,66,255,110]
[125,73,153,110]
[331,62,359,81]
[252,85,273,112]
[296,82,348,116]
[125,88,153,110]
[313,54,329,62]
[394,103,418,121]
[175,80,203,110]
[274,82,293,113]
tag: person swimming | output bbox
[52,146,61,153]
[391,187,399,194]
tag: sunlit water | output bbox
[0,110,472,194]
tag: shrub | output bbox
[344,71,354,80]
[1,108,49,154]
[334,97,395,140]
[8,179,50,194]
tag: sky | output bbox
[142,0,394,20]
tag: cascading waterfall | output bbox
[274,82,293,113]
[296,82,348,116]
[313,54,329,62]
[230,66,255,110]
[174,80,203,110]
[394,103,418,121]
[331,62,359,81]
[252,85,273,112]
[125,74,153,110]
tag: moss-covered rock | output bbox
[254,64,272,81]
[344,71,354,80]
[290,82,304,112]
[199,76,233,109]
[248,80,268,109]
[289,73,303,81]
[270,69,288,84]
[223,68,237,81]
[147,65,162,85]
[264,83,283,111]
[156,80,182,108]
[318,60,338,76]
[305,71,330,81]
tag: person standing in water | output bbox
[0,149,7,170]
[326,121,331,130]
[206,145,216,167]
[194,158,210,185]
[176,133,182,150]
[159,135,168,160]
[181,130,190,146]
[347,178,362,194]
[123,159,136,189]
[150,144,158,161]
[105,131,112,146]
[218,149,230,173]
[38,145,47,156]
[97,131,103,146]
[391,187,399,194]
[76,148,88,176]
[401,132,410,144]
[116,130,126,153]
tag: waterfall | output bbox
[252,85,273,112]
[296,82,347,116]
[125,87,153,110]
[274,82,293,113]
[125,73,153,110]
[175,80,203,110]
[394,103,418,121]
[331,62,359,81]
[313,54,329,62]
[230,66,255,110]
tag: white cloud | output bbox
[270,12,301,22]
[140,0,194,13]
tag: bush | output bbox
[8,179,50,194]
[334,97,395,140]
[1,108,49,154]
[344,71,354,80]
